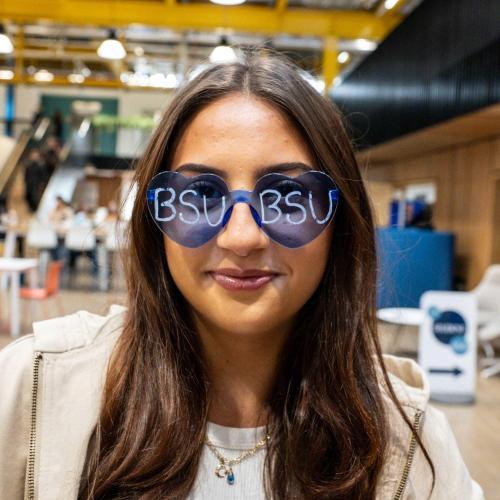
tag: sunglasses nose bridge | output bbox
[216,198,268,254]
[224,199,261,229]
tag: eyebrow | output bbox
[172,162,313,179]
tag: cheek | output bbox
[164,237,206,294]
[284,231,331,302]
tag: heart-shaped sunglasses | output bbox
[146,170,340,248]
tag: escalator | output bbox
[0,117,52,199]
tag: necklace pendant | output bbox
[226,468,235,485]
[215,463,231,479]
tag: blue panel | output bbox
[376,228,455,308]
[5,84,14,137]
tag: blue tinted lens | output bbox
[146,170,339,248]
[251,171,339,248]
[147,171,229,248]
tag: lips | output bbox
[208,268,280,291]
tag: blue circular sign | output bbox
[432,310,468,354]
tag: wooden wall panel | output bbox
[365,134,500,289]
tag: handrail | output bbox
[0,129,31,196]
[0,117,52,197]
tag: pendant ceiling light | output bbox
[209,36,238,64]
[97,29,126,60]
[0,24,13,54]
[209,0,246,5]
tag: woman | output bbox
[0,54,483,499]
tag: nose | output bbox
[216,201,269,256]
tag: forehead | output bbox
[170,93,313,181]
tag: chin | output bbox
[213,314,279,337]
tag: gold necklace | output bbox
[205,434,271,485]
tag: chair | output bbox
[2,230,17,258]
[26,220,58,285]
[0,230,17,290]
[26,220,58,249]
[478,318,500,378]
[97,220,127,291]
[470,265,500,378]
[64,222,96,252]
[64,222,97,285]
[471,265,500,311]
[20,260,64,321]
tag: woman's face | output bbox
[164,93,333,338]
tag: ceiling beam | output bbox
[322,36,339,95]
[275,0,288,13]
[4,74,175,91]
[0,1,401,40]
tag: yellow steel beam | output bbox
[14,27,24,78]
[3,74,175,91]
[0,1,400,40]
[275,0,288,13]
[321,36,339,96]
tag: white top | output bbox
[188,422,268,499]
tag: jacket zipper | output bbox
[392,409,423,500]
[27,352,43,500]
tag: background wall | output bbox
[365,134,500,289]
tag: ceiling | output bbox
[0,0,422,91]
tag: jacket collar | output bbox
[31,305,429,413]
[380,353,430,412]
[32,304,127,353]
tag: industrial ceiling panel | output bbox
[287,0,378,10]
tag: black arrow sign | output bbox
[429,367,463,376]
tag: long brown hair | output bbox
[79,52,434,499]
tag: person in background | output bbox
[48,195,73,225]
[410,197,434,230]
[0,195,7,243]
[42,136,61,179]
[52,110,64,142]
[31,106,44,128]
[48,196,73,261]
[104,200,118,224]
[0,195,18,228]
[23,148,47,213]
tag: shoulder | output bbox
[375,354,484,499]
[32,303,127,353]
[0,306,126,498]
[0,304,127,390]
[0,333,35,395]
[407,404,485,499]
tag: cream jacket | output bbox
[0,305,485,500]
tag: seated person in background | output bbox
[48,196,74,261]
[48,195,73,226]
[0,195,19,228]
[105,200,118,223]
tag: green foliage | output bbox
[92,114,155,131]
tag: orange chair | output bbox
[20,260,65,320]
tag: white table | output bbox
[377,307,497,327]
[377,306,497,355]
[377,307,423,326]
[0,257,38,337]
